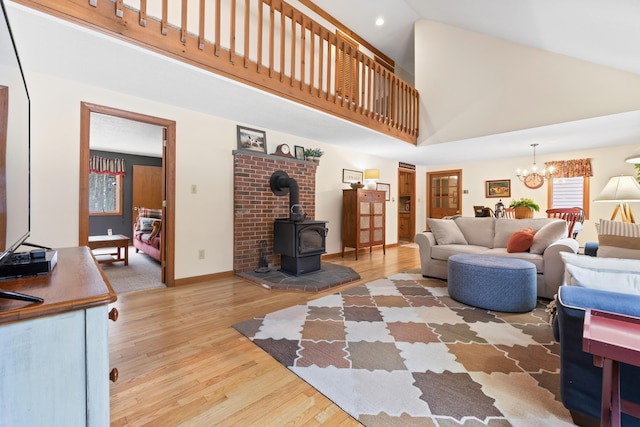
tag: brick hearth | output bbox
[233,151,318,273]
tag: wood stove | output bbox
[269,169,328,276]
[274,219,328,275]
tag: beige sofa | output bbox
[415,217,579,299]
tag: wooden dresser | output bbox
[341,189,386,259]
[0,247,117,426]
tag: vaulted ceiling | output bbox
[7,0,640,164]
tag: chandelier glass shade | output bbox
[516,144,554,189]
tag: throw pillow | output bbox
[427,218,468,245]
[137,216,156,232]
[507,228,535,253]
[597,219,640,250]
[530,220,567,254]
[560,252,640,295]
[147,220,162,240]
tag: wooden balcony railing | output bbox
[17,0,419,144]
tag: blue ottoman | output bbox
[448,254,537,312]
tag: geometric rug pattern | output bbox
[233,272,575,426]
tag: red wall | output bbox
[233,152,318,273]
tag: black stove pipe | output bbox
[269,170,306,222]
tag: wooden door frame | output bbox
[426,169,462,220]
[397,168,416,241]
[79,102,176,286]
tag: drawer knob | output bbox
[109,307,119,322]
[110,368,119,382]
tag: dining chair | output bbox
[546,208,582,238]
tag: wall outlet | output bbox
[107,229,112,236]
[198,249,205,260]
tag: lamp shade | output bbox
[595,175,640,202]
[364,169,380,180]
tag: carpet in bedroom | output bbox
[233,272,573,426]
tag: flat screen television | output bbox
[0,0,42,303]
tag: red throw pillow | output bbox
[507,228,535,253]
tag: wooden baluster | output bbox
[268,2,274,77]
[326,33,332,101]
[244,0,250,68]
[161,0,168,35]
[308,21,314,94]
[139,0,147,26]
[214,0,221,56]
[290,9,296,87]
[180,0,187,43]
[198,0,205,49]
[279,2,285,82]
[257,0,263,73]
[230,0,236,64]
[300,15,306,91]
[317,28,324,98]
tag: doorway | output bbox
[427,170,462,221]
[398,168,416,242]
[79,102,177,286]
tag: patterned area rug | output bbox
[233,272,574,426]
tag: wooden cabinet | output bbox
[341,189,386,259]
[0,247,117,426]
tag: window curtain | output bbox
[89,155,126,176]
[545,158,592,178]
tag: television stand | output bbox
[0,289,43,303]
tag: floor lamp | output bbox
[595,175,640,223]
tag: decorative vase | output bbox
[514,206,534,219]
[350,182,364,189]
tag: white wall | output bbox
[26,71,400,279]
[415,144,640,246]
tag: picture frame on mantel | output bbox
[294,145,305,160]
[485,179,511,198]
[237,125,267,154]
[342,169,363,184]
[376,182,391,201]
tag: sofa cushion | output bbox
[561,252,640,295]
[430,244,487,261]
[597,219,640,250]
[530,220,567,255]
[482,248,544,272]
[428,218,468,245]
[454,217,495,248]
[507,228,535,253]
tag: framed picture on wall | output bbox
[342,169,363,183]
[236,125,267,153]
[294,145,305,160]
[376,182,391,201]
[485,179,511,198]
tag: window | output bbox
[548,176,589,219]
[89,172,122,215]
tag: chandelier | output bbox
[516,143,554,189]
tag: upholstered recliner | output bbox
[133,207,162,262]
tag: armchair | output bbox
[555,285,640,426]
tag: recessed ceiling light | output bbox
[375,18,384,26]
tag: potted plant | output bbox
[304,148,324,162]
[509,197,540,219]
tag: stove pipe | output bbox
[270,170,306,222]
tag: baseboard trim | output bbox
[173,270,235,286]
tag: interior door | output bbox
[397,169,416,241]
[428,170,462,220]
[132,164,163,279]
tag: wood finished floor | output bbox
[109,245,421,426]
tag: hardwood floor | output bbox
[109,245,421,426]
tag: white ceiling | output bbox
[7,1,640,165]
